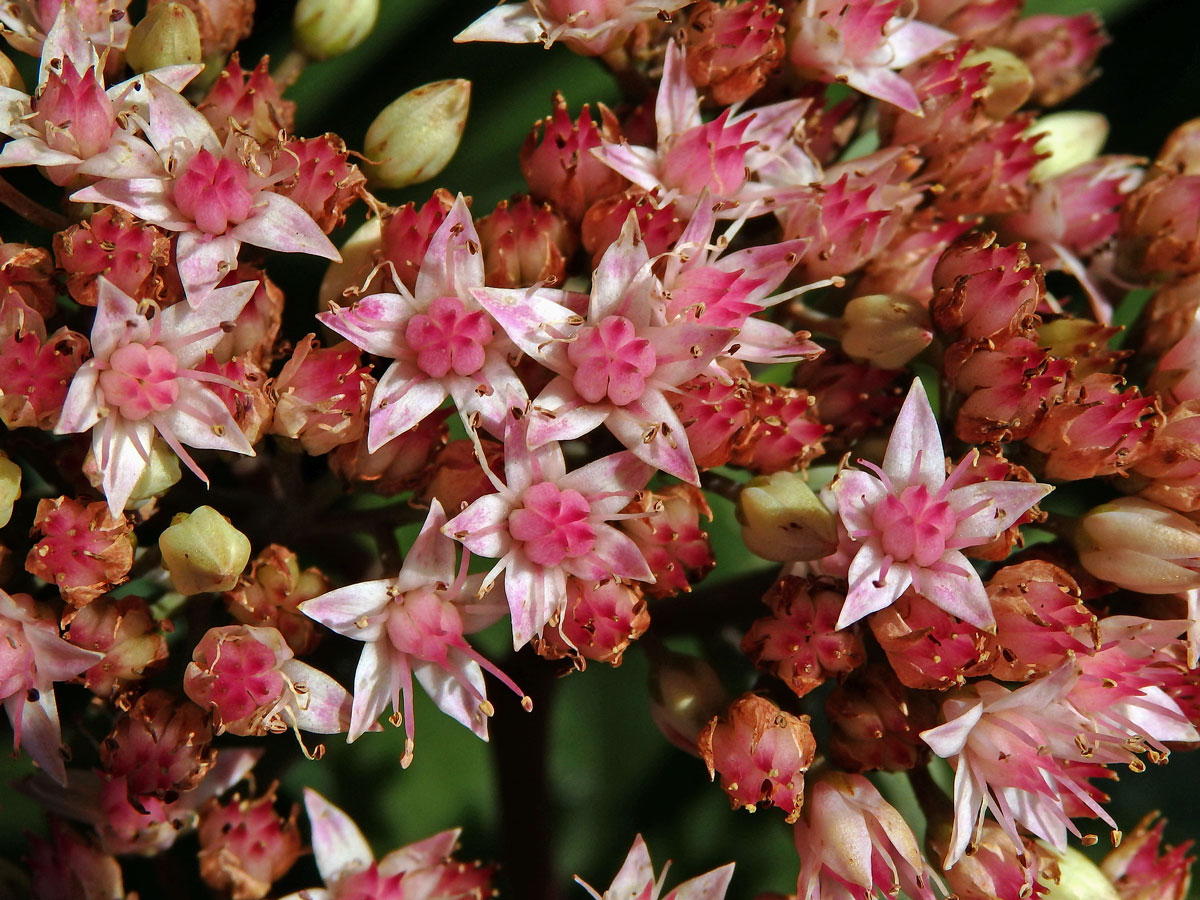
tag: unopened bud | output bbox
[127,438,182,504]
[1029,111,1109,181]
[1075,496,1200,593]
[1039,845,1120,900]
[0,50,23,91]
[841,294,933,369]
[126,3,203,73]
[737,472,838,562]
[963,47,1034,119]
[293,0,379,60]
[159,506,251,595]
[648,649,729,755]
[0,451,19,528]
[365,79,470,189]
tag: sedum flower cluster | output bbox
[0,0,1197,899]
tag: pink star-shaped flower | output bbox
[71,77,339,305]
[576,835,734,900]
[300,500,527,766]
[55,278,257,515]
[318,195,528,447]
[830,378,1051,630]
[0,4,197,186]
[443,413,654,649]
[474,213,733,484]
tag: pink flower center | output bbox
[660,113,753,200]
[386,589,466,663]
[509,482,597,567]
[98,343,180,421]
[405,296,494,378]
[339,864,405,900]
[173,149,255,235]
[870,484,958,567]
[31,58,115,161]
[193,635,286,727]
[566,315,656,406]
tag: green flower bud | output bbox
[737,471,839,562]
[127,439,183,505]
[1029,111,1109,182]
[364,79,471,189]
[648,649,728,755]
[963,46,1034,119]
[126,3,203,73]
[293,0,379,61]
[1075,496,1200,593]
[841,294,933,369]
[1039,845,1120,900]
[159,506,251,595]
[0,451,20,528]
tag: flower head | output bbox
[55,277,257,514]
[576,835,734,900]
[830,378,1051,630]
[301,500,527,765]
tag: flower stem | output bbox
[0,175,69,231]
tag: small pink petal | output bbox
[303,788,375,885]
[235,192,340,260]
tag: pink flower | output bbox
[443,413,654,649]
[793,771,941,900]
[591,42,813,219]
[55,278,257,515]
[300,501,527,765]
[281,789,494,900]
[0,4,197,186]
[576,835,734,900]
[0,0,132,63]
[920,667,1118,866]
[71,77,339,305]
[787,0,953,113]
[0,590,102,785]
[830,378,1051,630]
[455,0,694,56]
[474,214,733,484]
[318,195,528,447]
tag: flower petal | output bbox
[303,789,374,886]
[882,378,946,490]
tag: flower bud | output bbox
[127,438,183,504]
[1075,497,1200,593]
[1040,846,1121,900]
[0,450,20,528]
[364,79,470,189]
[1029,111,1109,181]
[159,506,251,595]
[318,217,382,312]
[737,472,838,562]
[126,3,203,73]
[841,294,933,369]
[293,0,379,60]
[962,46,1034,119]
[0,50,23,91]
[648,649,728,755]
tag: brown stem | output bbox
[273,49,310,90]
[0,175,70,231]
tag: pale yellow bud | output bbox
[126,3,203,73]
[318,216,383,312]
[1075,496,1200,593]
[159,506,251,595]
[737,471,839,562]
[293,0,379,61]
[648,649,729,755]
[963,46,1034,119]
[1038,845,1120,900]
[364,79,471,189]
[0,451,20,528]
[0,51,24,92]
[1029,111,1109,182]
[127,439,183,505]
[841,294,933,369]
